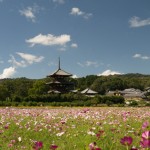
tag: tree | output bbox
[0,85,9,101]
[91,77,108,94]
[28,80,49,96]
[106,77,125,91]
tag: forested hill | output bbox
[0,73,150,99]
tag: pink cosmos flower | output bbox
[120,136,133,146]
[50,144,58,150]
[60,120,66,124]
[89,142,96,150]
[10,140,16,144]
[140,139,150,148]
[89,142,101,150]
[95,148,101,150]
[4,125,9,129]
[142,121,149,130]
[33,141,43,150]
[140,131,150,148]
[8,143,13,147]
[141,131,150,140]
[96,130,104,139]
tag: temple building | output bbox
[46,58,74,94]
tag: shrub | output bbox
[128,100,138,107]
[106,100,113,106]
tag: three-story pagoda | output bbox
[46,58,73,94]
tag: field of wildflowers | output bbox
[0,107,150,150]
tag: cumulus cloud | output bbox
[71,43,78,48]
[16,52,44,64]
[72,74,78,78]
[129,16,150,28]
[77,61,99,68]
[26,34,71,47]
[70,7,92,19]
[70,7,84,16]
[133,53,150,60]
[1,52,44,79]
[0,67,16,79]
[98,70,122,76]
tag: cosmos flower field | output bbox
[0,107,150,150]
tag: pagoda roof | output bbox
[81,88,98,94]
[47,68,72,77]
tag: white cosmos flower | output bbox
[18,137,22,142]
[56,131,65,136]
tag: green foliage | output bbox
[0,85,10,101]
[128,100,138,107]
[28,80,49,96]
[0,73,150,105]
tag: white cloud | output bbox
[70,7,92,19]
[72,74,78,78]
[71,43,78,48]
[133,53,150,60]
[129,16,150,28]
[77,61,99,68]
[133,53,141,58]
[0,0,3,2]
[26,34,71,47]
[8,55,27,68]
[6,53,44,78]
[20,7,36,22]
[98,70,122,76]
[16,52,44,64]
[85,61,99,67]
[70,7,84,16]
[141,56,149,60]
[53,0,65,4]
[8,53,44,68]
[19,4,42,22]
[0,67,16,79]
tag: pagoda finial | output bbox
[58,57,60,69]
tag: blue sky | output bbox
[0,0,150,79]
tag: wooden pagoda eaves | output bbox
[47,68,72,77]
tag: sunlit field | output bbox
[0,107,150,150]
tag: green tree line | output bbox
[0,73,150,103]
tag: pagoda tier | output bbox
[47,68,72,78]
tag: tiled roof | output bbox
[81,88,98,94]
[48,68,72,77]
